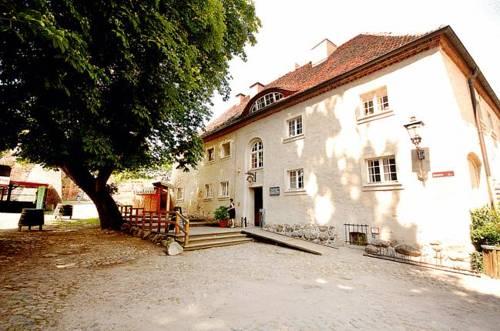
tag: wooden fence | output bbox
[118,205,191,246]
[482,245,500,279]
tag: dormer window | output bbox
[250,92,284,113]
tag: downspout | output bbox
[467,69,496,209]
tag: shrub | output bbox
[470,204,500,251]
[470,251,484,273]
[214,206,229,221]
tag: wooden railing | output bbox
[118,205,190,246]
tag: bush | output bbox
[470,251,484,273]
[214,206,229,221]
[470,204,500,251]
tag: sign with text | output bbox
[432,171,455,178]
[269,186,280,196]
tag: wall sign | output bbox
[269,186,280,196]
[432,171,455,178]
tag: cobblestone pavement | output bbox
[1,224,500,330]
[0,223,159,330]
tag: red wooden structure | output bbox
[134,181,174,213]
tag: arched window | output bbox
[250,92,284,113]
[250,139,264,169]
[467,153,481,189]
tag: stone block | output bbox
[165,241,184,256]
[365,244,379,254]
[395,244,421,257]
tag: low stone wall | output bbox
[120,223,183,255]
[263,224,336,247]
[365,239,473,271]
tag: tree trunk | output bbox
[61,164,122,230]
[87,189,123,230]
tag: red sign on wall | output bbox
[432,171,455,178]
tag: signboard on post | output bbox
[269,186,280,196]
[0,165,11,186]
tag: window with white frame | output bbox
[204,184,213,198]
[287,115,303,137]
[206,147,215,162]
[221,142,231,158]
[219,181,229,197]
[360,87,390,117]
[366,156,398,184]
[250,140,264,169]
[176,187,184,200]
[250,92,284,113]
[288,168,304,190]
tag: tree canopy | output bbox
[0,0,260,228]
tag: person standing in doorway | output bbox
[228,198,236,228]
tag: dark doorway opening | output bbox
[253,187,263,226]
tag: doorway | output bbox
[253,187,263,226]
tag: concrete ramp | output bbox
[242,228,331,255]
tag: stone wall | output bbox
[263,224,336,247]
[365,239,472,271]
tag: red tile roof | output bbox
[203,29,437,135]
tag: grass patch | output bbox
[53,218,100,228]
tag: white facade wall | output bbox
[172,47,500,248]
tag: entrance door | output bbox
[253,187,263,226]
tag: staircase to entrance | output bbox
[170,227,253,251]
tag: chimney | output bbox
[235,93,246,104]
[310,38,337,66]
[249,82,265,96]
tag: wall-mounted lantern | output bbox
[404,116,427,181]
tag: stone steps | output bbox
[172,230,254,251]
[183,236,253,251]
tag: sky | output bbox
[209,0,500,120]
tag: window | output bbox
[378,95,389,111]
[251,140,264,169]
[288,116,303,137]
[367,156,398,184]
[176,187,184,200]
[219,181,229,197]
[221,142,231,158]
[206,147,215,162]
[360,87,390,117]
[250,92,284,113]
[288,169,304,190]
[204,184,213,199]
[363,100,374,116]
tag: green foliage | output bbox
[470,251,484,273]
[214,205,229,221]
[0,0,259,227]
[113,163,172,182]
[0,0,260,177]
[470,204,500,251]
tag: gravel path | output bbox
[1,225,499,330]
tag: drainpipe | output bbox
[467,69,496,209]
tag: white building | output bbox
[172,26,500,250]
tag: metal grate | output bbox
[344,224,369,245]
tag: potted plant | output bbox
[214,206,230,228]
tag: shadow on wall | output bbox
[299,90,418,245]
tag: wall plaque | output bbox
[269,186,280,196]
[432,171,454,178]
